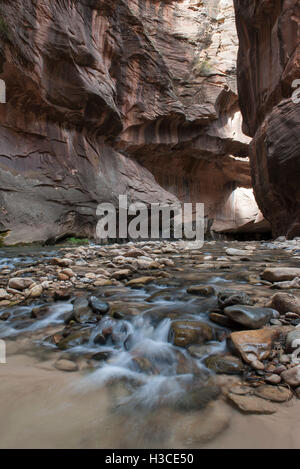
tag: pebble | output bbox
[54,359,78,372]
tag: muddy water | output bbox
[0,240,300,448]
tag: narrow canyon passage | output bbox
[0,0,299,451]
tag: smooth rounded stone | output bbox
[89,351,111,361]
[262,267,300,282]
[0,288,10,300]
[52,258,73,267]
[205,354,244,375]
[271,292,300,315]
[187,343,219,359]
[8,277,34,291]
[281,366,300,387]
[93,279,113,287]
[53,288,71,301]
[29,284,43,298]
[187,285,215,297]
[250,359,265,370]
[54,359,78,372]
[225,248,249,257]
[280,354,291,364]
[218,290,253,309]
[145,289,176,303]
[227,393,277,414]
[286,329,300,352]
[230,328,280,363]
[68,298,95,324]
[57,329,91,350]
[224,305,276,329]
[93,333,106,345]
[265,374,282,384]
[229,385,253,396]
[270,318,282,326]
[169,320,214,348]
[254,385,292,402]
[209,312,235,328]
[112,269,131,280]
[88,296,109,315]
[126,276,155,287]
[0,312,10,321]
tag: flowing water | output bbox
[0,240,300,448]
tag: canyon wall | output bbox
[234,0,300,238]
[0,0,267,245]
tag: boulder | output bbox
[169,320,214,348]
[262,268,300,282]
[230,328,280,363]
[224,305,275,329]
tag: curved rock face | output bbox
[0,0,267,244]
[234,0,300,238]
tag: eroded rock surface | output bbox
[0,0,267,244]
[234,0,300,238]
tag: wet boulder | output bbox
[205,354,244,375]
[169,320,214,348]
[223,305,276,329]
[88,296,110,315]
[218,290,253,309]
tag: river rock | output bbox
[29,284,43,298]
[230,328,280,363]
[112,269,131,280]
[187,286,215,297]
[262,268,300,282]
[57,328,91,350]
[8,277,34,291]
[218,290,253,309]
[271,293,300,315]
[88,296,109,315]
[0,289,10,300]
[225,248,250,257]
[205,354,244,375]
[227,393,277,414]
[281,366,300,387]
[187,343,219,359]
[54,359,78,372]
[254,385,292,402]
[224,305,275,329]
[170,320,214,348]
[265,374,281,384]
[52,258,73,267]
[127,276,155,286]
[209,312,235,328]
[68,298,94,323]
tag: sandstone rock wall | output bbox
[0,0,267,245]
[234,0,300,238]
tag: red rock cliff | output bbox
[0,0,267,244]
[234,0,300,238]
